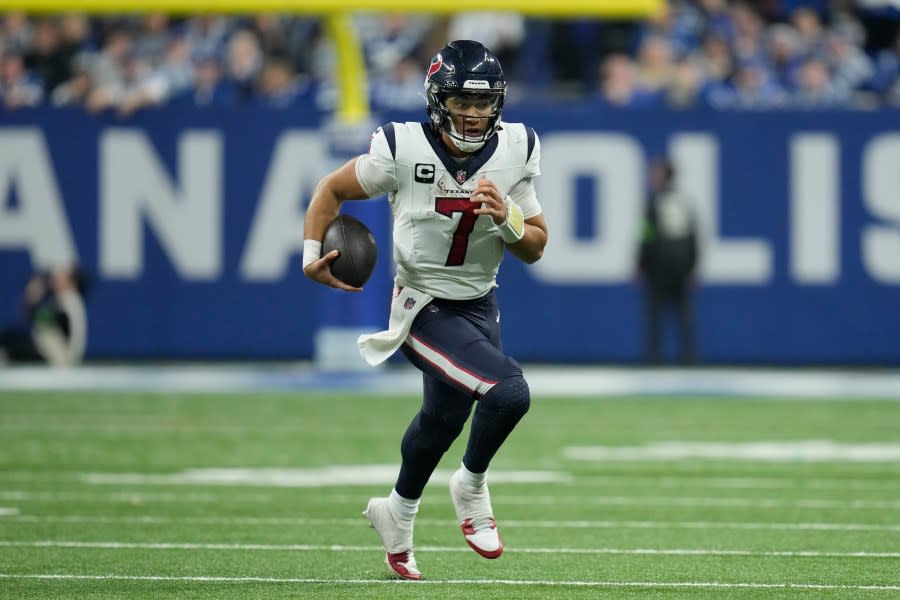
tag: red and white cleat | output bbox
[385,550,422,580]
[460,517,503,559]
[449,469,504,559]
[363,497,422,580]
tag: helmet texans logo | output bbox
[426,54,443,80]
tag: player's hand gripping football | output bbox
[303,250,363,292]
[471,177,507,226]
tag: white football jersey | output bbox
[355,121,542,300]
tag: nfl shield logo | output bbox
[455,170,467,184]
[404,297,416,310]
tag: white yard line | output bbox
[567,475,900,491]
[1,540,898,558]
[0,573,898,591]
[4,470,900,492]
[564,441,900,462]
[0,491,273,504]
[327,493,900,510]
[5,514,900,533]
[4,489,899,510]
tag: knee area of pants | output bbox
[482,375,530,416]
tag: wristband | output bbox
[302,239,322,269]
[498,197,525,244]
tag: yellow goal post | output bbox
[2,0,665,123]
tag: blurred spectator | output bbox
[132,13,171,67]
[355,13,433,76]
[0,265,89,367]
[370,55,425,112]
[596,54,662,108]
[870,31,900,102]
[790,6,827,57]
[636,158,699,365]
[709,61,789,109]
[792,57,847,107]
[825,23,875,99]
[697,34,735,85]
[23,17,72,95]
[731,2,767,65]
[225,28,263,103]
[665,57,710,108]
[699,0,736,42]
[2,12,32,53]
[446,12,525,77]
[640,0,706,58]
[0,50,43,109]
[119,36,194,116]
[86,51,148,113]
[250,14,321,76]
[255,54,315,109]
[1,5,900,113]
[81,27,132,93]
[183,15,231,61]
[50,59,92,106]
[169,54,234,108]
[58,13,92,55]
[636,34,674,92]
[766,23,805,90]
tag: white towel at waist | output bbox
[358,286,434,366]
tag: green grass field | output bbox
[1,390,899,598]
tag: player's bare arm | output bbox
[510,214,548,264]
[303,157,370,292]
[472,177,547,264]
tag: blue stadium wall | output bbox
[1,104,899,364]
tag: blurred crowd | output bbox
[1,1,899,114]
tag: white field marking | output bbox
[7,470,900,492]
[1,540,899,559]
[5,489,900,510]
[566,475,900,491]
[81,466,570,487]
[5,514,900,533]
[0,421,311,434]
[0,490,272,504]
[0,573,898,591]
[0,508,18,516]
[564,441,900,462]
[326,494,900,510]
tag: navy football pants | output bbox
[395,290,530,500]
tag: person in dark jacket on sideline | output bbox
[637,157,700,364]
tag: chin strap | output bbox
[498,197,525,244]
[447,120,487,153]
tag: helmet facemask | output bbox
[426,86,505,153]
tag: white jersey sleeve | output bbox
[355,125,398,198]
[508,129,542,218]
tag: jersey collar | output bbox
[421,123,499,186]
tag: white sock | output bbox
[389,489,419,522]
[459,461,487,489]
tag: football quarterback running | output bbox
[303,40,548,580]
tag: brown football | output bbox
[321,214,377,287]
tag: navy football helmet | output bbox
[424,40,507,152]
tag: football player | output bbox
[302,40,548,580]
